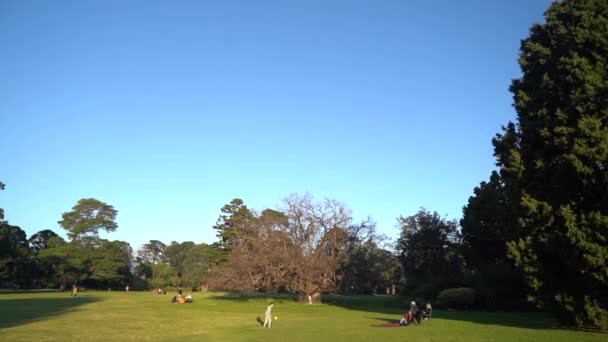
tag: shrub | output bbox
[437,287,475,309]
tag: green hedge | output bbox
[437,287,475,309]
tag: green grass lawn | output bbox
[0,291,605,342]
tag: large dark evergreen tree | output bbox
[460,171,527,309]
[494,0,608,329]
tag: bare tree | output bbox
[214,194,354,301]
[279,193,352,298]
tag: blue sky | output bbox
[1,0,552,250]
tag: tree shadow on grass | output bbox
[322,295,596,332]
[434,310,558,329]
[0,289,61,295]
[433,310,605,334]
[207,292,296,304]
[364,316,399,324]
[0,296,102,329]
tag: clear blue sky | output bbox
[1,0,553,250]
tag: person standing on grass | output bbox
[263,303,274,328]
[72,284,78,297]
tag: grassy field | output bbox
[0,291,605,342]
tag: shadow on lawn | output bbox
[0,296,102,329]
[0,289,61,295]
[322,295,568,331]
[208,292,296,303]
[364,315,398,324]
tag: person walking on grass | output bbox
[263,303,274,328]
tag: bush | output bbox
[437,287,475,309]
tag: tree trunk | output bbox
[297,292,321,304]
[59,279,68,291]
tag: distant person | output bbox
[178,286,183,296]
[157,288,163,295]
[72,284,78,297]
[125,285,130,293]
[263,303,274,328]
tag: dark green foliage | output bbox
[461,171,519,266]
[180,242,226,289]
[39,199,130,289]
[40,238,133,289]
[163,241,195,277]
[0,223,33,288]
[338,218,403,295]
[463,262,528,311]
[396,209,463,299]
[28,230,59,255]
[492,0,608,329]
[0,181,5,221]
[436,287,476,309]
[134,240,226,289]
[28,229,62,288]
[212,198,256,247]
[137,240,166,264]
[148,262,179,289]
[338,241,403,295]
[87,240,132,285]
[135,261,153,281]
[58,198,118,241]
[460,172,528,309]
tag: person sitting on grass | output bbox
[399,311,413,325]
[422,303,432,320]
[409,301,421,325]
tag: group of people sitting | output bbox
[171,294,193,304]
[399,301,432,326]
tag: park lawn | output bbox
[0,291,605,342]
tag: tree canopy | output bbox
[490,0,608,329]
[58,198,118,241]
[396,209,462,299]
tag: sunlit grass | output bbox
[0,291,604,341]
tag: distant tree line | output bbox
[0,194,402,297]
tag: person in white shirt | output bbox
[263,303,274,328]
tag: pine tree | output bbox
[495,0,608,329]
